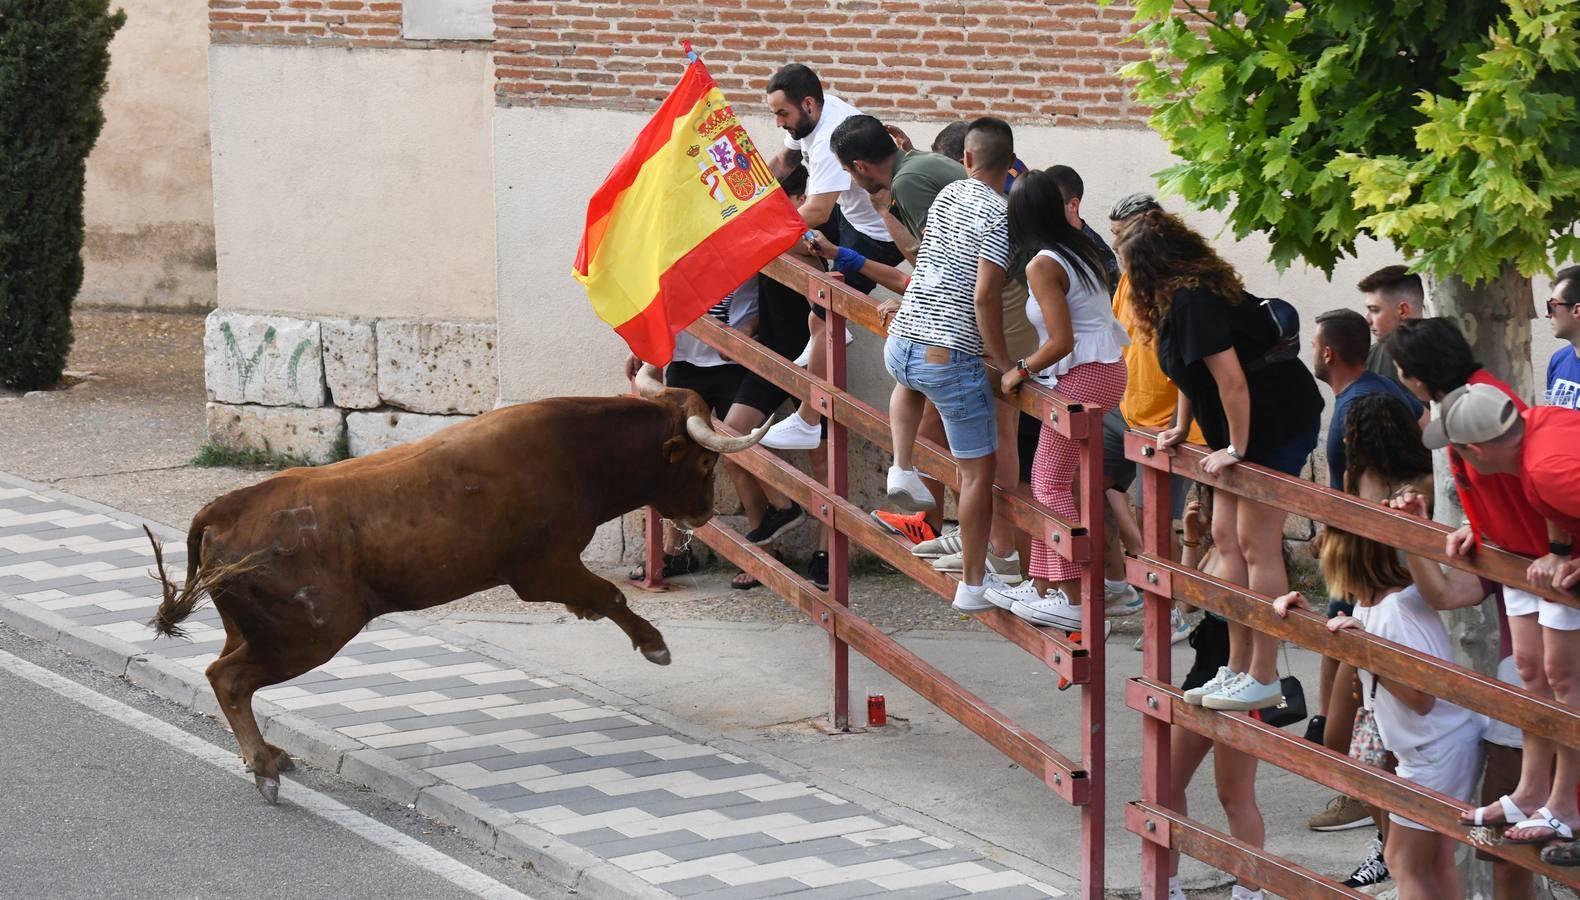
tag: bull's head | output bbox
[633,364,772,528]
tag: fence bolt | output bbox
[1147,572,1159,586]
[820,612,829,623]
[1142,445,1155,458]
[1054,773,1062,785]
[1146,820,1156,833]
[820,503,829,516]
[1051,533,1061,544]
[1047,411,1060,424]
[818,397,828,410]
[1147,696,1159,710]
[1053,653,1062,665]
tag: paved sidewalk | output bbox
[0,471,1068,900]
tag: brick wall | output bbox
[210,0,484,48]
[493,1,1150,126]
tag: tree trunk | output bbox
[1425,264,1544,899]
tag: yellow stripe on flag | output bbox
[576,87,781,328]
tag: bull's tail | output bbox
[145,518,261,640]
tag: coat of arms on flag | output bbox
[573,49,805,366]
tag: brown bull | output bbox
[147,366,767,803]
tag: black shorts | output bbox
[1018,412,1040,484]
[1181,614,1230,692]
[664,361,745,419]
[1102,406,1138,492]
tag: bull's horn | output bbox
[687,414,773,454]
[633,363,666,399]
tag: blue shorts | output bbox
[884,335,996,460]
[1254,419,1320,476]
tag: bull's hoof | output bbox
[274,752,296,773]
[256,774,281,805]
[642,646,672,666]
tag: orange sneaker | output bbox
[869,509,938,545]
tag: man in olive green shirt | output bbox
[829,114,964,254]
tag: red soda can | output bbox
[867,692,887,727]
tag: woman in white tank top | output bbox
[986,170,1129,626]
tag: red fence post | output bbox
[1077,406,1107,900]
[1138,442,1174,900]
[823,283,852,733]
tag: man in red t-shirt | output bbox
[1425,380,1580,847]
[1388,317,1575,852]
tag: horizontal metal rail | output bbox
[1129,679,1580,888]
[1127,802,1362,899]
[699,517,1089,803]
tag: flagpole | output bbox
[681,39,699,65]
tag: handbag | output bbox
[1252,643,1308,728]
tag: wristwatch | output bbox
[1225,445,1242,460]
[1015,358,1030,378]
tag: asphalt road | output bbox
[0,623,574,900]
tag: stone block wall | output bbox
[203,309,498,463]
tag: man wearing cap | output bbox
[1428,384,1580,592]
[1426,382,1580,847]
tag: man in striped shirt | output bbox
[881,118,1019,611]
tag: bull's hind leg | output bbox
[213,609,293,776]
[512,565,670,665]
[206,642,292,803]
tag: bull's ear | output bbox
[662,435,689,464]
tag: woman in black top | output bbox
[1116,210,1323,715]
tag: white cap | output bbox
[1422,383,1519,449]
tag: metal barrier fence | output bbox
[1124,432,1580,897]
[638,253,1111,899]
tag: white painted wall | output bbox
[493,105,1561,413]
[83,0,215,308]
[209,45,496,321]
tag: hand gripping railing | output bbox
[1124,429,1580,897]
[636,252,1112,899]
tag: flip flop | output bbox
[1460,794,1530,828]
[731,570,760,590]
[1505,807,1575,844]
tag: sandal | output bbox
[627,551,698,583]
[1460,794,1530,828]
[730,552,785,590]
[1505,807,1575,844]
[1542,839,1580,867]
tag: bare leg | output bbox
[1486,615,1555,820]
[1236,496,1289,686]
[890,383,927,472]
[1167,727,1215,877]
[1213,740,1264,892]
[720,403,786,529]
[1537,625,1580,831]
[917,402,948,530]
[957,454,997,585]
[1384,825,1457,900]
[989,403,1019,561]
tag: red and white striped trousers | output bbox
[1029,360,1128,582]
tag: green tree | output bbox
[0,0,126,390]
[1115,0,1579,401]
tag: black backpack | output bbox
[1244,295,1300,372]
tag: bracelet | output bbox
[1553,541,1574,557]
[1180,538,1201,548]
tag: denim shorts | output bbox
[884,335,996,459]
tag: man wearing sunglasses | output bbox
[1546,266,1580,410]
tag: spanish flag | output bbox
[574,54,806,366]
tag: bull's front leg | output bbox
[514,566,670,665]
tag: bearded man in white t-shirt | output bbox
[759,63,906,451]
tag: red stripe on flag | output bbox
[614,191,806,366]
[574,59,715,276]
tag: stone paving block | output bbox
[527,750,661,775]
[205,311,327,407]
[880,848,984,870]
[955,882,1056,899]
[717,795,868,824]
[655,875,730,896]
[740,835,875,866]
[611,756,746,780]
[686,878,818,900]
[860,886,970,900]
[812,840,950,868]
[346,409,473,457]
[651,832,786,864]
[341,749,436,805]
[570,829,703,861]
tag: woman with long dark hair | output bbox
[1116,209,1323,711]
[987,170,1129,625]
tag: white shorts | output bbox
[1504,587,1580,631]
[1389,719,1485,831]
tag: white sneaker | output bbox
[1104,581,1143,617]
[1132,605,1194,651]
[760,414,822,450]
[931,550,1024,585]
[911,526,961,559]
[1202,673,1283,711]
[1183,667,1235,705]
[1229,886,1264,900]
[886,465,936,511]
[1009,588,1083,630]
[790,328,856,367]
[985,579,1041,611]
[952,574,1009,612]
